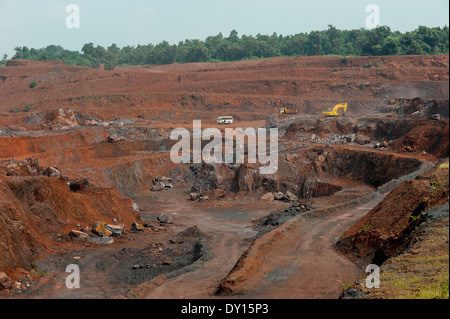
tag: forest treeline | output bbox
[2,25,449,69]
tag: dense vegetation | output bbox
[1,25,448,69]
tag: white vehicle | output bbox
[217,116,233,124]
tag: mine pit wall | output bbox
[0,129,114,159]
[101,155,188,197]
[0,126,175,161]
[186,145,424,200]
[321,148,423,187]
[0,127,181,197]
[0,125,425,200]
[282,147,423,196]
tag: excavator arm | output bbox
[322,103,347,116]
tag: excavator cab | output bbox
[322,103,347,117]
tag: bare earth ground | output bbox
[0,55,448,299]
[17,188,383,299]
[242,194,386,299]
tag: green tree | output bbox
[305,31,322,55]
[103,51,118,70]
[241,34,258,58]
[381,36,401,55]
[6,25,449,68]
[81,42,95,56]
[228,30,239,43]
[0,53,7,67]
[180,39,209,63]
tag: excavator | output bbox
[322,103,348,117]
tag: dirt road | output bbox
[129,191,280,299]
[123,190,386,299]
[218,192,387,298]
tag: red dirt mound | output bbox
[392,118,449,158]
[0,174,139,275]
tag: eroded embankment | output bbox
[0,127,185,197]
[0,175,139,274]
[188,145,424,199]
[340,201,449,299]
[335,160,449,268]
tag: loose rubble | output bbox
[151,176,174,191]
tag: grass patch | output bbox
[9,107,20,113]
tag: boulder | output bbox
[344,134,356,143]
[285,191,298,202]
[132,221,145,231]
[261,192,275,201]
[107,135,123,143]
[151,177,174,191]
[69,178,90,192]
[164,183,174,189]
[87,236,114,245]
[157,214,173,224]
[190,193,199,201]
[0,272,13,290]
[106,224,125,237]
[68,230,88,240]
[151,183,165,191]
[43,166,61,178]
[92,221,113,237]
[354,134,371,145]
[274,192,285,200]
[429,114,442,121]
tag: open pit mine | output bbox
[0,54,448,299]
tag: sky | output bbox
[0,0,449,58]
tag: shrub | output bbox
[359,83,366,90]
[29,81,37,88]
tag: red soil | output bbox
[0,55,448,125]
[0,55,448,298]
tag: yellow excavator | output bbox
[322,103,348,117]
